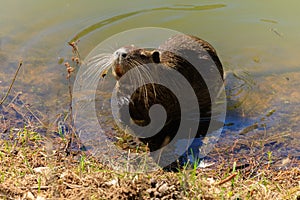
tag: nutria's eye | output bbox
[140,55,147,59]
[121,53,127,58]
[151,51,160,63]
[140,52,147,59]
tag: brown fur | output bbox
[112,35,223,152]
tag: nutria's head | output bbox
[112,46,161,80]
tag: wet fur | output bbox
[89,35,224,152]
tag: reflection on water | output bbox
[0,0,299,167]
[69,3,226,43]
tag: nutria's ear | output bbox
[151,50,160,63]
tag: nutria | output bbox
[110,34,224,167]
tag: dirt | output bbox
[0,103,299,199]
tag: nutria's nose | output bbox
[114,47,129,59]
[116,51,127,58]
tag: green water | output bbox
[0,0,299,165]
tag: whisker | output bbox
[132,61,143,101]
[82,55,113,87]
[131,60,147,105]
[138,64,154,106]
[86,53,111,66]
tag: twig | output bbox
[9,103,27,121]
[63,182,82,189]
[18,186,52,190]
[215,172,237,186]
[8,92,47,128]
[68,77,73,126]
[7,91,22,106]
[0,60,23,105]
[65,40,81,149]
[30,185,52,190]
[24,104,47,127]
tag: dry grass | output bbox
[0,127,299,200]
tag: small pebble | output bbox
[158,183,169,194]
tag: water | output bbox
[0,0,299,168]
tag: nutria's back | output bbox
[158,34,223,77]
